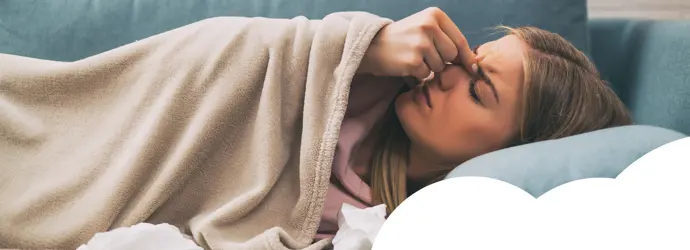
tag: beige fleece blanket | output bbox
[0,12,391,250]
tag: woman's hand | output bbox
[358,7,477,81]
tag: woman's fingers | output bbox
[360,7,477,79]
[412,62,432,82]
[422,42,445,73]
[425,7,476,71]
[427,24,458,63]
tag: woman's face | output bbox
[395,35,528,169]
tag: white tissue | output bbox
[76,223,203,250]
[332,203,387,250]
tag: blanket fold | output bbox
[0,12,392,250]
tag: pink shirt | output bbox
[316,76,404,239]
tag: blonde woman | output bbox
[318,7,631,239]
[0,7,630,250]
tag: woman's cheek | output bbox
[446,90,476,116]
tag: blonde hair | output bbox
[370,26,632,214]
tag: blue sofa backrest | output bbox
[0,0,589,60]
[2,1,688,134]
[589,20,690,135]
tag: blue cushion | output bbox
[0,0,589,61]
[445,125,687,197]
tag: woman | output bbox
[0,7,630,250]
[317,7,631,239]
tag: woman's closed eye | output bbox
[469,45,499,106]
[469,63,500,106]
[469,64,490,105]
[469,76,482,105]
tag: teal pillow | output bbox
[0,0,589,61]
[444,125,687,197]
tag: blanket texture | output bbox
[0,12,392,249]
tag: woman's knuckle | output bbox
[411,36,431,50]
[417,21,436,32]
[406,55,424,67]
[425,6,443,15]
[415,41,431,51]
[457,35,468,45]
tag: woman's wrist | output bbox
[356,49,375,75]
[357,28,385,76]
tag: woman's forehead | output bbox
[479,35,527,69]
[477,35,527,91]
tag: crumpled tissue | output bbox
[76,223,203,250]
[332,203,387,250]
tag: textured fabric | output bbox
[0,0,590,60]
[446,125,687,197]
[0,12,391,250]
[589,20,690,135]
[317,76,403,239]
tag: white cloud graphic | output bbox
[373,137,690,250]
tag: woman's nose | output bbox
[438,65,472,91]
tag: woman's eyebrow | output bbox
[477,65,500,104]
[474,44,500,104]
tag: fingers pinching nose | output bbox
[471,63,479,74]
